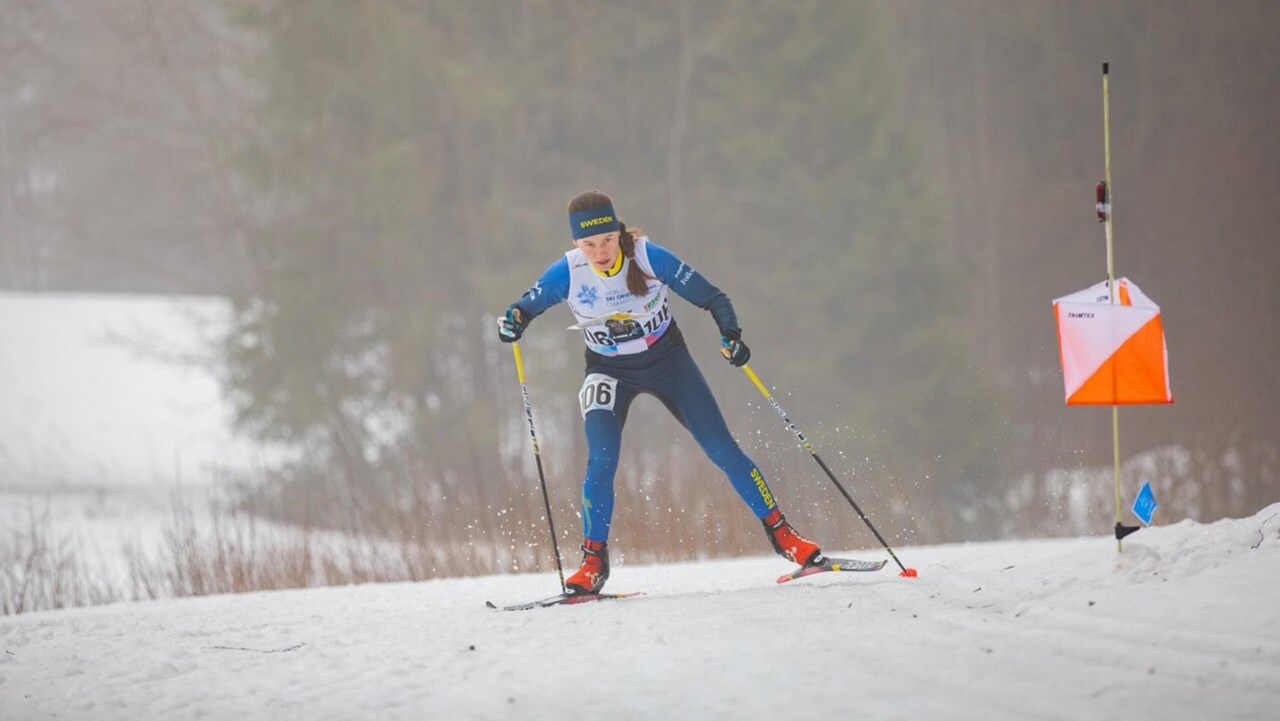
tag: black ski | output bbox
[486,591,644,612]
[776,556,887,584]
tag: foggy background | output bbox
[3,1,1278,574]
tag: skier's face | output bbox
[576,231,620,271]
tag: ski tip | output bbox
[900,567,918,578]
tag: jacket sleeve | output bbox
[643,242,740,335]
[510,256,570,322]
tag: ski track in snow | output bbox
[2,506,1279,720]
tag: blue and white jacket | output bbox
[513,237,739,358]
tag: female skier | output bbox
[497,190,824,594]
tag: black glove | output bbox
[720,329,750,367]
[497,305,527,343]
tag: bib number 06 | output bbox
[579,374,618,416]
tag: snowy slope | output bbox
[3,504,1278,721]
[0,291,261,490]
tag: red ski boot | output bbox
[763,509,824,567]
[565,539,610,595]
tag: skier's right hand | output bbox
[497,305,526,343]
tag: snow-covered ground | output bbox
[3,503,1278,721]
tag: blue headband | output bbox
[569,204,620,240]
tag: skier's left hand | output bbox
[720,329,750,367]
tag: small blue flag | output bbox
[1132,481,1158,525]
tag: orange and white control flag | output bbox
[1053,278,1173,406]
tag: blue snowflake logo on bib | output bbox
[576,284,599,309]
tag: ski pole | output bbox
[511,342,567,591]
[734,360,917,578]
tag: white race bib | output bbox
[579,373,618,416]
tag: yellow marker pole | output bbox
[512,342,566,590]
[1101,63,1126,552]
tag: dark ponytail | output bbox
[618,221,653,297]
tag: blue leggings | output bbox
[578,344,778,542]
